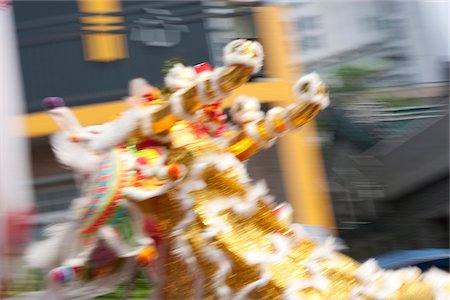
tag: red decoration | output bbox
[136,138,161,150]
[143,87,161,102]
[215,124,229,137]
[136,157,148,166]
[194,62,213,74]
[4,208,34,254]
[144,218,161,245]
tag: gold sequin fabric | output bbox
[134,122,440,300]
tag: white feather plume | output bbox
[24,222,76,270]
[223,39,264,74]
[87,107,140,152]
[164,63,197,90]
[50,132,100,175]
[47,107,82,134]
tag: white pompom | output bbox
[129,78,152,97]
[293,72,329,109]
[164,63,197,90]
[223,39,264,74]
[230,95,264,124]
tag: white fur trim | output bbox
[170,178,207,299]
[354,259,381,284]
[243,235,304,299]
[293,73,329,109]
[139,106,153,137]
[245,233,292,266]
[129,78,151,97]
[265,106,286,137]
[283,104,301,130]
[169,88,195,120]
[308,237,338,263]
[244,121,266,145]
[122,184,174,202]
[98,225,151,258]
[234,263,270,300]
[182,153,270,299]
[422,268,450,300]
[50,132,101,175]
[47,257,136,299]
[25,222,77,269]
[284,279,309,300]
[48,107,82,134]
[281,237,340,296]
[273,202,293,224]
[88,107,140,152]
[237,111,265,125]
[201,232,233,300]
[204,181,269,219]
[244,121,275,149]
[350,259,417,300]
[284,275,331,300]
[164,63,197,91]
[189,153,251,184]
[210,67,231,99]
[195,71,219,104]
[231,95,264,124]
[223,39,264,74]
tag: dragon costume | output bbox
[25,39,449,300]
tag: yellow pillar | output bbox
[254,6,336,230]
[78,0,128,62]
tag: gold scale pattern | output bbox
[135,124,435,299]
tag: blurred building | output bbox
[262,0,449,86]
[14,0,212,236]
[14,0,449,260]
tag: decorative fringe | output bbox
[223,39,264,74]
[128,78,152,97]
[50,132,100,176]
[88,107,140,151]
[164,63,197,91]
[293,73,330,109]
[47,107,82,134]
[230,95,265,125]
[422,268,450,300]
[171,179,206,299]
[47,257,137,300]
[169,88,195,120]
[195,71,217,104]
[24,222,77,270]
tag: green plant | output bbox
[161,56,185,74]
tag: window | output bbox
[298,16,322,31]
[301,35,324,52]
